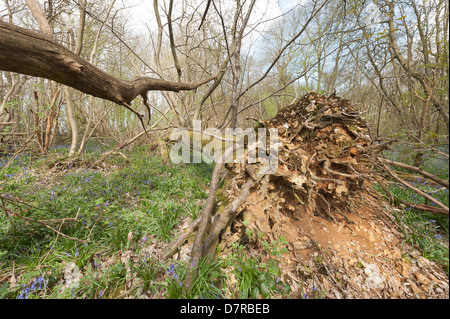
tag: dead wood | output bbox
[378,159,449,212]
[183,145,236,291]
[403,203,449,216]
[380,158,449,188]
[167,91,448,297]
[202,171,262,258]
[0,197,84,242]
[162,216,202,260]
[0,22,216,118]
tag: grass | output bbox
[376,144,449,274]
[0,140,291,299]
[1,139,447,298]
[226,242,291,299]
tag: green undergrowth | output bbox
[0,141,290,299]
[375,144,449,274]
[1,139,447,299]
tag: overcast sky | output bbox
[123,0,299,36]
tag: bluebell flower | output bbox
[30,278,37,291]
[38,276,45,290]
[17,287,30,299]
[167,263,176,276]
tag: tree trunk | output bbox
[64,86,78,156]
[0,22,216,110]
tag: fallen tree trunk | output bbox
[0,21,216,115]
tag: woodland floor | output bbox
[1,92,449,299]
[0,142,448,299]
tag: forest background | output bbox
[0,0,448,299]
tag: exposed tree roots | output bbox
[165,92,449,293]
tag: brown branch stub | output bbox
[202,175,261,258]
[162,216,202,260]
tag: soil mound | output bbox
[216,92,449,298]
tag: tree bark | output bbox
[380,158,449,189]
[404,203,449,216]
[24,0,53,35]
[0,22,216,110]
[64,86,78,156]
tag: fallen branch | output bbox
[95,151,129,165]
[0,132,36,172]
[162,216,201,260]
[380,157,449,188]
[403,203,449,216]
[183,144,236,291]
[0,203,84,242]
[183,160,226,290]
[378,160,449,213]
[202,171,262,258]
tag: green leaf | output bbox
[258,273,267,282]
[251,286,260,299]
[269,278,276,290]
[260,282,270,297]
[282,283,291,294]
[0,283,10,299]
[279,235,288,245]
[268,262,281,277]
